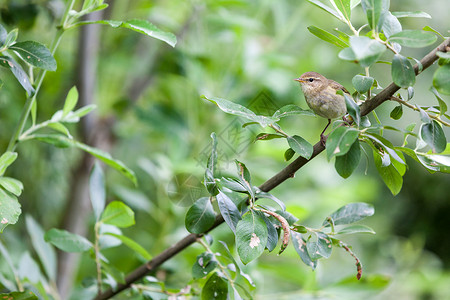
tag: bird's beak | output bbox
[294,78,304,82]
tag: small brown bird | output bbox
[294,71,349,145]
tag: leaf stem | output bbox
[376,37,399,54]
[197,238,236,285]
[268,124,289,137]
[257,208,290,254]
[390,96,450,127]
[94,222,103,296]
[5,0,76,152]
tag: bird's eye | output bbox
[308,78,314,82]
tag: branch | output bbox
[95,37,450,300]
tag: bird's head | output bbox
[294,71,327,93]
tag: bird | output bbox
[294,71,349,145]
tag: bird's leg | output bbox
[320,119,331,146]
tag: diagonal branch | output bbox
[95,37,450,300]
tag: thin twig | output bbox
[95,37,450,300]
[390,96,450,127]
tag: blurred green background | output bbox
[0,0,449,299]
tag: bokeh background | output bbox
[0,0,449,299]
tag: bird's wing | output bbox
[329,80,350,94]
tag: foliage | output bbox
[0,0,449,299]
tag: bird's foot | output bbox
[342,115,352,125]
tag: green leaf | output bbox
[219,177,247,193]
[0,177,23,196]
[25,215,56,281]
[98,223,122,249]
[291,231,317,270]
[62,86,78,117]
[390,105,403,120]
[4,29,18,47]
[201,272,228,300]
[389,30,437,48]
[272,104,315,119]
[382,12,402,38]
[361,115,371,127]
[17,252,41,284]
[391,54,415,88]
[287,135,313,159]
[76,142,137,184]
[306,0,341,20]
[236,210,268,264]
[204,96,277,127]
[0,56,35,95]
[47,122,72,137]
[421,120,446,153]
[31,134,137,185]
[204,133,219,196]
[361,0,390,31]
[306,232,332,260]
[0,24,7,46]
[255,189,286,211]
[0,151,18,176]
[417,106,431,123]
[407,86,415,100]
[364,133,405,164]
[257,211,278,252]
[419,151,450,173]
[92,19,176,47]
[216,191,241,233]
[206,132,217,176]
[307,26,348,48]
[338,47,357,62]
[90,162,105,221]
[396,146,435,171]
[423,26,445,40]
[0,291,37,300]
[10,41,56,71]
[0,188,21,232]
[344,93,361,126]
[335,139,361,178]
[433,63,450,95]
[284,148,295,161]
[374,151,403,195]
[429,87,448,115]
[335,0,351,20]
[235,160,254,199]
[392,11,431,18]
[103,233,152,260]
[340,36,385,67]
[72,104,97,119]
[185,197,216,234]
[334,28,351,43]
[44,228,93,252]
[276,210,299,225]
[101,201,135,228]
[352,75,374,93]
[326,127,359,160]
[416,153,448,173]
[336,224,376,235]
[324,202,374,226]
[392,150,406,176]
[100,260,125,284]
[192,252,218,279]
